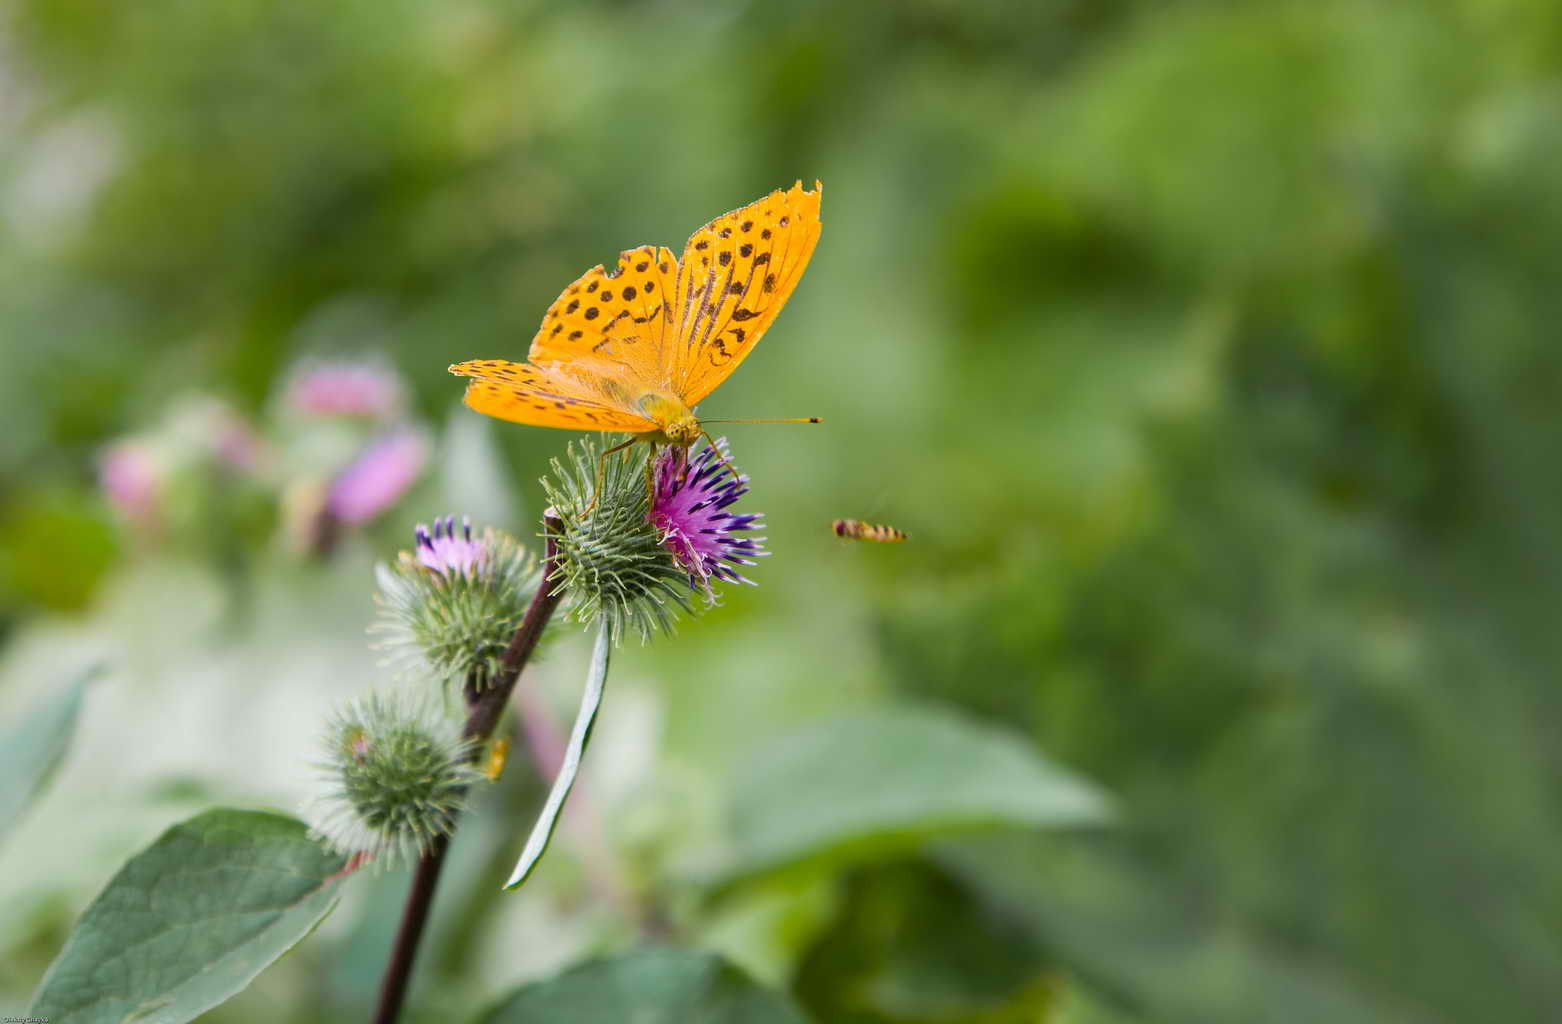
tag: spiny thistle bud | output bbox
[542,436,695,643]
[371,516,539,688]
[306,690,485,869]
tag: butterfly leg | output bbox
[580,436,639,517]
[643,442,663,506]
[698,431,744,483]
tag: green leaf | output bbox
[30,808,349,1024]
[0,663,99,840]
[478,947,811,1024]
[504,616,611,889]
[723,703,1112,879]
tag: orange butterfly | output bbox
[450,181,822,468]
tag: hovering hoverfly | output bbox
[832,519,908,543]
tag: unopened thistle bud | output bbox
[371,516,539,688]
[306,690,485,868]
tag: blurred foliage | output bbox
[719,703,1110,882]
[478,947,810,1023]
[5,0,1562,1021]
[0,665,93,840]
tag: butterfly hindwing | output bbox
[451,359,656,432]
[671,181,822,406]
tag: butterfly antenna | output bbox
[692,419,818,480]
[700,417,821,424]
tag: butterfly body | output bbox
[451,182,822,448]
[634,392,702,447]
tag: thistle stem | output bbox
[371,517,565,1024]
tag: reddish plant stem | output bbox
[371,520,565,1024]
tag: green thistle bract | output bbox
[543,435,694,643]
[307,691,484,869]
[372,518,539,689]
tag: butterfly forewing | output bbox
[671,181,822,406]
[529,245,681,384]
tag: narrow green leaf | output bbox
[0,663,100,840]
[504,616,611,889]
[723,703,1113,879]
[478,947,811,1024]
[30,808,349,1024]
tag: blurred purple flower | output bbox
[649,437,767,593]
[99,441,161,532]
[328,431,428,525]
[414,516,486,578]
[287,359,404,420]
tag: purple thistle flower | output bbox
[649,437,768,594]
[328,430,428,525]
[374,516,536,685]
[414,515,486,578]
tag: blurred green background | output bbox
[4,0,1562,1020]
